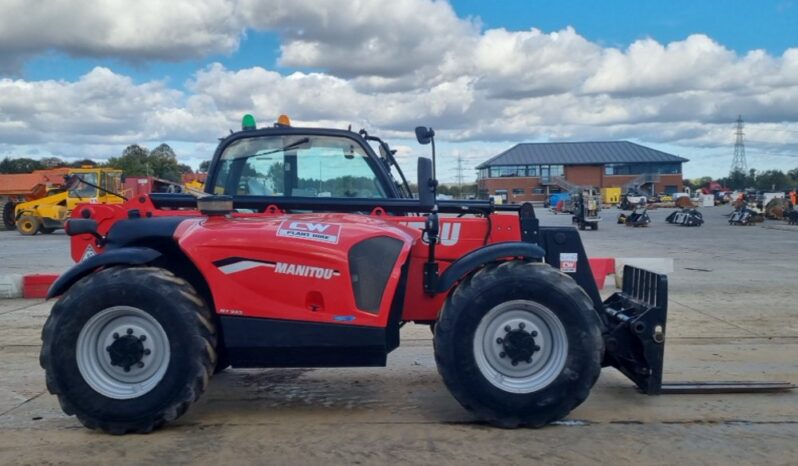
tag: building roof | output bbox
[476,141,688,169]
[0,168,69,195]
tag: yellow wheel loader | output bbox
[13,167,125,236]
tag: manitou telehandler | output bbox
[41,115,674,434]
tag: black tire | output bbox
[213,343,231,374]
[0,201,15,230]
[16,215,40,235]
[434,261,603,428]
[578,222,586,230]
[591,222,599,230]
[40,227,56,234]
[40,266,217,434]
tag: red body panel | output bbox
[177,214,417,327]
[69,197,525,326]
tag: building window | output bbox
[605,163,682,175]
[539,165,563,177]
[527,165,537,177]
[605,164,623,175]
[512,188,525,195]
[533,187,544,194]
[490,165,527,177]
[664,185,678,194]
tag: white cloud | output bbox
[241,0,477,80]
[0,0,244,72]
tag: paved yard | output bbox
[1,206,797,465]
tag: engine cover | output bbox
[176,213,419,328]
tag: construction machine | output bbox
[41,115,792,435]
[571,188,601,230]
[12,167,125,235]
[0,168,70,230]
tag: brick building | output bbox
[476,141,688,203]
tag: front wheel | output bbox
[16,215,40,235]
[434,261,603,427]
[40,267,217,434]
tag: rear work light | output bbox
[198,195,233,216]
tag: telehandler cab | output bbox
[41,115,669,434]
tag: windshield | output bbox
[103,172,122,196]
[70,172,98,198]
[213,135,387,198]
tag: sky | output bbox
[1,0,798,182]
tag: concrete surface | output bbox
[0,229,72,276]
[1,206,797,465]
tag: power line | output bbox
[454,155,464,188]
[730,115,748,173]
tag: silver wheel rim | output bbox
[473,300,568,394]
[76,306,171,399]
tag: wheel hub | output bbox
[473,301,568,394]
[106,329,150,372]
[77,306,170,399]
[498,323,541,365]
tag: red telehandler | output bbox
[41,115,672,434]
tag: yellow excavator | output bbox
[13,167,126,235]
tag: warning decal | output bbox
[559,253,578,273]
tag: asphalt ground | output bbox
[1,206,797,465]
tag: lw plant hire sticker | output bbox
[277,220,342,244]
[559,253,578,273]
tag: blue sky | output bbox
[2,0,798,180]
[453,0,798,54]
[20,1,798,86]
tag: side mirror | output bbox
[415,126,435,145]
[417,157,435,209]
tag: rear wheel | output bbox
[40,267,217,434]
[434,261,603,427]
[16,215,40,235]
[0,201,15,230]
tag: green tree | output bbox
[725,169,749,190]
[149,143,182,181]
[108,145,151,176]
[70,158,99,168]
[787,167,798,185]
[0,157,44,173]
[40,157,66,168]
[754,170,789,191]
[107,144,185,181]
[198,160,211,173]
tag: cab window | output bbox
[213,135,387,198]
[70,172,98,198]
